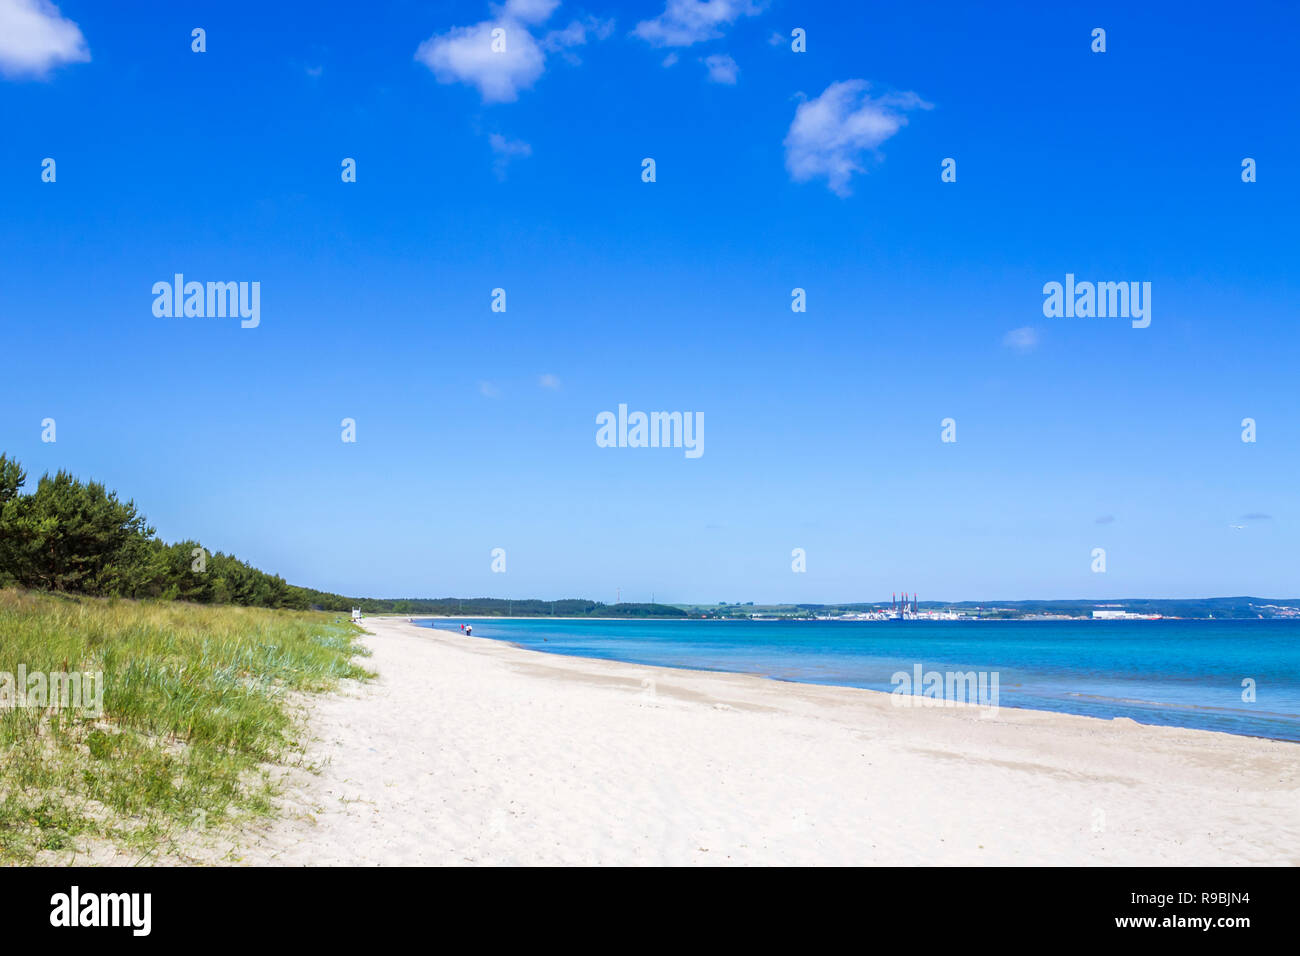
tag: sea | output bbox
[414,617,1300,742]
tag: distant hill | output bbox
[299,592,689,618]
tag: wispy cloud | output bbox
[1002,326,1040,352]
[0,0,89,78]
[479,380,502,398]
[414,1,609,103]
[634,0,760,48]
[784,80,931,196]
[542,15,614,62]
[489,133,532,178]
[538,373,561,389]
[703,53,738,84]
[504,0,561,23]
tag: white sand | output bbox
[231,618,1299,866]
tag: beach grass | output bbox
[0,588,372,863]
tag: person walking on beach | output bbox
[465,624,472,636]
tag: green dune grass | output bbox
[0,588,371,863]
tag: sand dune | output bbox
[232,618,1299,866]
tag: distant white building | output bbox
[1093,609,1161,620]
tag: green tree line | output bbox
[0,454,314,609]
[0,453,688,617]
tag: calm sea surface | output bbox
[415,617,1300,742]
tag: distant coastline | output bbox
[351,595,1300,622]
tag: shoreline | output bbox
[369,613,1289,623]
[232,618,1298,865]
[396,616,1298,745]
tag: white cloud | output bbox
[414,2,609,103]
[500,0,560,24]
[783,80,931,196]
[490,133,532,156]
[634,0,760,48]
[489,133,532,178]
[703,53,738,84]
[1002,326,1040,351]
[0,0,89,78]
[661,52,679,67]
[416,19,545,103]
[479,381,502,398]
[538,373,561,389]
[542,16,614,54]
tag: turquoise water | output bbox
[417,618,1300,742]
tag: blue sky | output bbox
[1,0,1297,603]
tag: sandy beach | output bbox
[233,618,1299,866]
